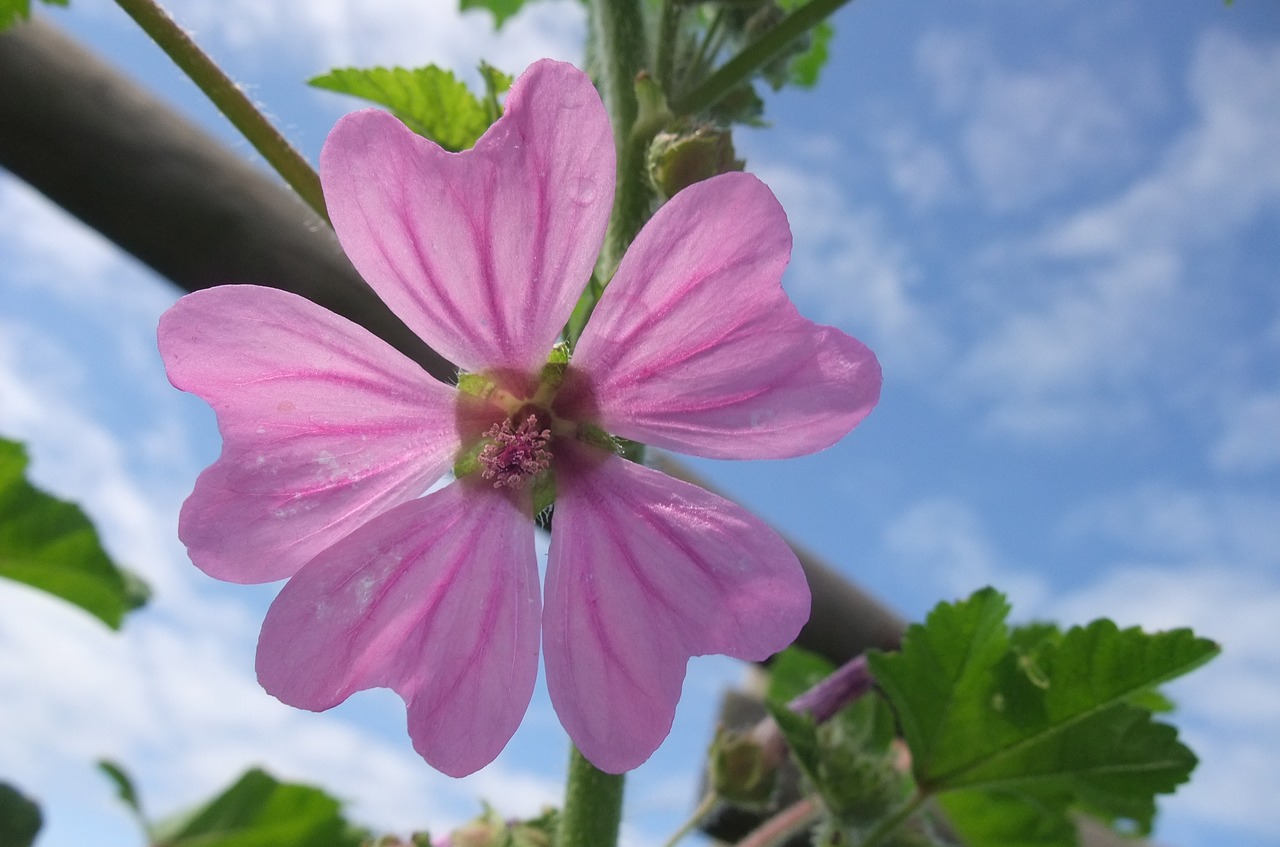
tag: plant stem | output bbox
[661,790,718,847]
[671,0,857,117]
[113,0,328,222]
[559,745,625,847]
[857,792,929,847]
[588,0,652,279]
[735,797,822,847]
[655,0,681,98]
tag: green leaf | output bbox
[309,64,510,152]
[460,0,526,28]
[788,21,832,87]
[939,790,1077,847]
[766,646,836,704]
[98,760,148,833]
[868,589,1219,841]
[151,768,368,847]
[0,436,148,629]
[0,783,41,847]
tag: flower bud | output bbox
[788,655,874,724]
[646,124,744,200]
[709,725,780,808]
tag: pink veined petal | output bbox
[544,443,811,773]
[158,285,460,583]
[561,172,882,460]
[256,481,540,778]
[321,60,615,375]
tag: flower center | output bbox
[477,414,553,489]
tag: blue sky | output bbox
[1,1,1278,846]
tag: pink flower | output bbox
[158,60,881,777]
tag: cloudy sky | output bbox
[1,1,1277,846]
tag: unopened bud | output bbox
[647,124,744,200]
[709,725,780,808]
[788,655,874,724]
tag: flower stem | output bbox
[735,797,822,847]
[588,0,654,280]
[661,790,718,847]
[112,0,328,222]
[671,0,857,117]
[559,745,625,847]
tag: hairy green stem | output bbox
[672,0,856,117]
[113,0,328,222]
[589,0,652,279]
[559,746,625,847]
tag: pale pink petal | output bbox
[159,286,460,583]
[256,482,540,777]
[321,60,615,375]
[544,444,810,772]
[560,172,881,459]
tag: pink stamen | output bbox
[478,414,553,489]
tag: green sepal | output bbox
[539,344,571,394]
[530,471,556,516]
[452,440,485,480]
[457,371,496,399]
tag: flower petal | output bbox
[544,444,810,772]
[561,172,881,459]
[321,60,615,375]
[256,481,540,777]
[158,285,459,583]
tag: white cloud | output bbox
[1211,390,1280,474]
[942,30,1280,442]
[753,156,951,378]
[1061,483,1280,572]
[877,128,958,212]
[915,30,1145,211]
[883,497,1047,611]
[955,249,1182,439]
[1045,32,1280,258]
[167,0,586,77]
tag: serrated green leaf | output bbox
[867,587,1013,778]
[939,789,1077,847]
[0,436,148,629]
[868,589,1219,840]
[309,64,508,152]
[152,768,368,847]
[460,0,526,27]
[0,783,41,847]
